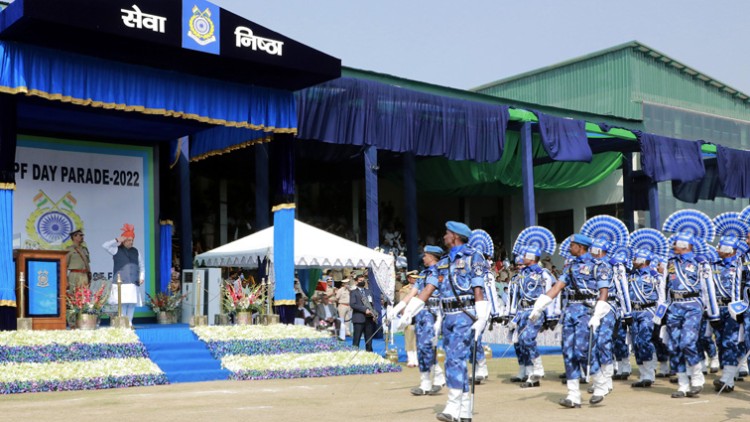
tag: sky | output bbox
[211,0,750,94]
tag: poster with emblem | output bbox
[13,136,154,312]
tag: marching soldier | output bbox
[627,228,669,388]
[709,212,748,392]
[506,226,559,388]
[399,221,489,422]
[389,246,447,396]
[657,210,718,398]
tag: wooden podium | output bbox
[14,249,68,330]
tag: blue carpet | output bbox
[369,334,561,362]
[135,324,230,384]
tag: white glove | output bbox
[396,297,424,332]
[529,295,553,321]
[387,301,406,320]
[432,312,442,347]
[588,300,611,329]
[471,300,490,341]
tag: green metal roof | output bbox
[473,41,750,122]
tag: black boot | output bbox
[631,380,652,388]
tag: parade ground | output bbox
[2,356,748,422]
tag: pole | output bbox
[117,273,122,318]
[196,273,202,317]
[18,272,25,318]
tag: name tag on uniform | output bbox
[456,259,465,269]
[530,273,540,280]
[685,264,696,273]
[579,265,590,275]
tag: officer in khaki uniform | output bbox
[66,229,91,291]
[401,271,419,367]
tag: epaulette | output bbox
[438,264,450,270]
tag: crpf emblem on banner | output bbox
[25,190,83,250]
[37,269,49,288]
[187,5,216,46]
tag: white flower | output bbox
[221,351,390,372]
[0,358,163,382]
[0,328,138,347]
[192,325,329,342]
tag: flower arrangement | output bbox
[0,358,168,394]
[222,284,264,314]
[146,291,186,313]
[66,285,108,317]
[222,351,401,381]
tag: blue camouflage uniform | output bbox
[415,265,443,373]
[664,252,717,376]
[711,254,742,367]
[628,266,660,367]
[590,256,617,376]
[428,244,486,393]
[508,263,559,371]
[558,252,612,380]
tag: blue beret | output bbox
[523,245,542,257]
[591,238,610,252]
[424,245,444,256]
[571,234,592,247]
[446,221,472,239]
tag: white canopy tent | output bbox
[194,220,396,301]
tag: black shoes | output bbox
[631,380,653,388]
[713,379,734,393]
[686,386,702,397]
[671,391,686,398]
[435,413,471,422]
[411,386,442,396]
[510,376,525,383]
[519,380,540,388]
[558,398,581,409]
[589,395,604,405]
[613,372,630,380]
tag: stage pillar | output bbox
[520,122,537,227]
[0,94,17,330]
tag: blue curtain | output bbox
[534,111,592,162]
[190,126,271,162]
[0,186,14,307]
[639,133,705,182]
[0,41,296,133]
[296,77,509,163]
[671,159,725,203]
[273,207,295,306]
[717,145,750,198]
[159,221,173,293]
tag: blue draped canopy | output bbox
[296,77,510,163]
[638,133,705,183]
[0,41,297,134]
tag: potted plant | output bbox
[223,284,263,325]
[146,291,186,324]
[66,285,108,330]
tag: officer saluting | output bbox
[399,221,489,422]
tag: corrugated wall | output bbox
[476,48,641,120]
[630,50,750,122]
[476,45,750,124]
